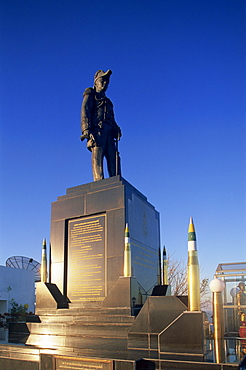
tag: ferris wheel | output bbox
[6,256,41,282]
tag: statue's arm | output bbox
[81,88,94,140]
[108,98,122,140]
[115,122,122,140]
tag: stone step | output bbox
[34,315,133,324]
[26,332,128,352]
[26,321,132,338]
[37,313,135,324]
[35,306,132,317]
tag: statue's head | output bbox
[94,70,112,93]
[238,282,245,291]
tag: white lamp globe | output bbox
[210,278,225,293]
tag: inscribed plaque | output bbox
[55,356,112,370]
[68,214,106,301]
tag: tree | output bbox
[9,299,29,322]
[167,256,210,309]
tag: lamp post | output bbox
[210,278,226,363]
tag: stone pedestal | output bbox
[45,176,160,309]
[16,177,162,354]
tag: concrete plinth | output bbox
[47,176,160,309]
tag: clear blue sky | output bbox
[0,0,245,283]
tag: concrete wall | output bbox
[0,266,35,313]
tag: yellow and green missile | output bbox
[41,238,48,283]
[187,217,201,311]
[124,223,131,277]
[162,246,168,285]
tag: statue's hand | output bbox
[80,130,90,141]
[117,128,122,141]
[86,133,97,151]
[89,133,97,145]
[84,130,91,139]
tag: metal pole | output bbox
[115,137,119,176]
[210,278,226,363]
[213,291,225,363]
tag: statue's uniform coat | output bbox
[81,87,121,181]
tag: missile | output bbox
[162,246,168,285]
[124,223,131,277]
[157,246,161,285]
[41,238,48,283]
[49,242,52,283]
[187,217,201,311]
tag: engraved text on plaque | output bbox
[68,214,106,301]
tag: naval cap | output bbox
[94,69,112,83]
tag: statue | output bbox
[80,70,122,181]
[237,282,246,322]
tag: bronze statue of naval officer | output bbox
[81,70,122,181]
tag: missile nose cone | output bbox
[188,217,195,232]
[125,223,129,236]
[42,238,47,248]
[188,217,196,239]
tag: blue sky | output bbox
[0,0,245,283]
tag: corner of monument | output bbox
[102,275,139,311]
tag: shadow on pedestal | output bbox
[36,283,69,309]
[136,359,156,369]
